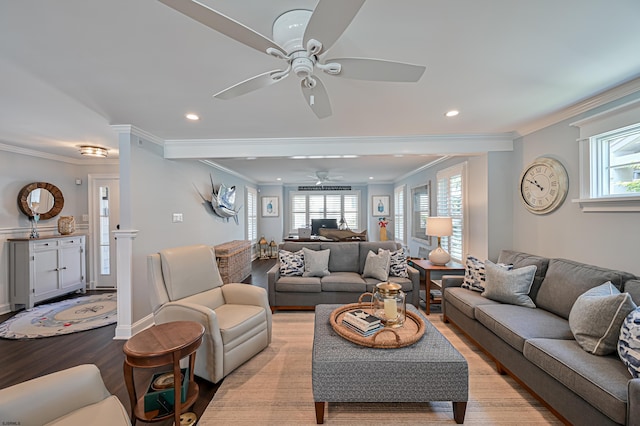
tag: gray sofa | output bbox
[267,241,420,310]
[442,250,640,425]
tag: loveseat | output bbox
[267,241,420,310]
[442,250,640,425]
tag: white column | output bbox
[113,229,138,340]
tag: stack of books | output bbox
[342,310,382,337]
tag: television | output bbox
[311,219,338,236]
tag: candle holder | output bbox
[372,282,406,328]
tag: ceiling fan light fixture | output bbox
[79,145,108,158]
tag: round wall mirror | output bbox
[17,182,64,220]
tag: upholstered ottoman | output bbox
[312,304,468,424]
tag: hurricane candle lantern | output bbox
[373,282,406,328]
[258,236,269,259]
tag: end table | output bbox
[408,259,465,314]
[123,321,204,425]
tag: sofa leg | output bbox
[442,314,450,323]
[495,361,507,375]
[315,401,325,424]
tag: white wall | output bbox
[0,149,118,313]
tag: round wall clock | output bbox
[519,157,568,215]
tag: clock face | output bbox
[519,157,568,214]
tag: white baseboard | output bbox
[113,313,154,340]
[0,303,11,315]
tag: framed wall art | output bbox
[261,196,279,217]
[372,195,390,216]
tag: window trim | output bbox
[436,162,467,264]
[288,190,362,234]
[571,98,640,212]
[394,184,406,244]
[245,186,258,243]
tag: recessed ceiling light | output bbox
[276,177,282,181]
[342,155,359,158]
[246,157,256,160]
[445,110,459,117]
[369,176,374,180]
[291,156,307,159]
[185,113,199,121]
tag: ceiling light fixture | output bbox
[185,113,200,121]
[445,110,459,117]
[79,146,108,158]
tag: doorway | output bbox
[88,174,120,289]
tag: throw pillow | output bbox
[278,249,304,277]
[462,255,513,292]
[569,282,636,356]
[619,307,640,378]
[387,248,409,278]
[302,247,331,277]
[481,260,537,308]
[363,249,391,281]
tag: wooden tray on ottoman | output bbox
[330,303,426,349]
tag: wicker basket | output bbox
[214,240,252,284]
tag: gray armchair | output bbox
[147,244,272,384]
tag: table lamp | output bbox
[426,217,453,265]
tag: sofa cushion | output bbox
[535,258,637,319]
[358,241,399,273]
[444,287,501,319]
[215,304,266,346]
[274,276,321,293]
[302,247,330,277]
[623,279,640,305]
[280,242,322,252]
[497,250,549,302]
[278,249,305,277]
[363,249,391,281]
[475,304,573,352]
[321,242,359,272]
[321,272,368,292]
[388,249,409,278]
[481,261,536,308]
[47,395,131,426]
[618,307,640,378]
[569,282,636,356]
[365,276,414,293]
[524,338,630,425]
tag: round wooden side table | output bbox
[123,321,205,425]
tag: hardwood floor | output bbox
[0,258,276,425]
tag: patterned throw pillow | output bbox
[386,249,409,278]
[462,255,512,292]
[619,307,640,377]
[278,249,304,277]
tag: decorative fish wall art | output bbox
[195,175,242,224]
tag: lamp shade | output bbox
[426,217,453,237]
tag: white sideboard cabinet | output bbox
[8,235,86,311]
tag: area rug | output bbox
[0,293,116,339]
[199,311,562,425]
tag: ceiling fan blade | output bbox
[326,58,426,82]
[303,0,365,55]
[301,77,332,119]
[158,0,283,54]
[214,70,285,100]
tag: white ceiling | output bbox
[1,0,640,184]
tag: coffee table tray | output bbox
[329,303,426,348]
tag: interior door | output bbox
[89,175,120,289]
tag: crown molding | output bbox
[110,124,164,146]
[516,76,640,137]
[200,160,257,184]
[395,156,452,183]
[0,142,117,165]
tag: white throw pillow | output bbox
[302,247,331,277]
[363,249,391,281]
[462,255,513,292]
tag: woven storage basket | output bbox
[214,240,252,284]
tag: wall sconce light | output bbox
[79,146,108,158]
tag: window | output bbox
[591,123,640,198]
[246,187,257,243]
[394,185,405,243]
[289,191,360,233]
[436,163,466,263]
[411,182,430,242]
[571,99,640,212]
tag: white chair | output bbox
[147,244,272,384]
[0,364,130,426]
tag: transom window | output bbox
[290,191,360,233]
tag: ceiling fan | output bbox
[307,171,343,186]
[158,0,426,119]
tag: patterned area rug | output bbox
[0,293,116,339]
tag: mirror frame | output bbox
[17,182,64,220]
